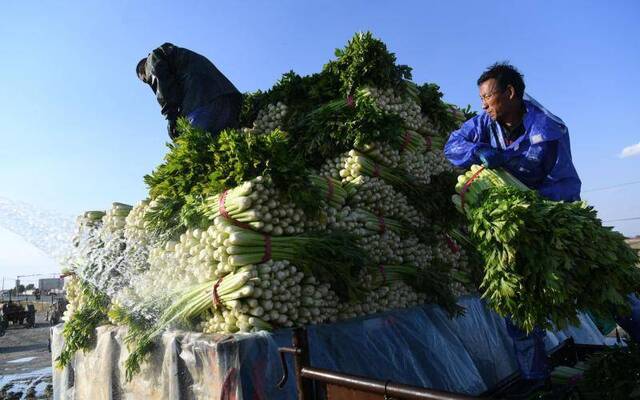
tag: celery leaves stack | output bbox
[453,165,640,332]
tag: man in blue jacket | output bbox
[445,62,575,383]
[445,63,640,384]
[137,43,242,141]
[445,63,581,202]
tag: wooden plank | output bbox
[326,384,385,400]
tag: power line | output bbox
[583,180,640,193]
[602,216,640,223]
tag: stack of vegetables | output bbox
[58,32,482,378]
[452,165,640,332]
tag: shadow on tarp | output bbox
[52,296,608,399]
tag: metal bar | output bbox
[291,327,313,400]
[277,347,298,388]
[300,367,483,400]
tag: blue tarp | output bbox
[52,296,609,399]
[237,296,608,398]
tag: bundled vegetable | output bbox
[341,149,411,186]
[344,175,421,224]
[243,101,289,135]
[101,202,132,235]
[453,165,640,331]
[56,278,110,368]
[308,175,348,209]
[213,218,366,297]
[203,176,307,236]
[361,86,422,130]
[124,200,151,245]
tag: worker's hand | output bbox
[168,119,179,141]
[476,147,504,168]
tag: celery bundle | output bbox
[203,176,307,236]
[453,165,640,332]
[308,175,348,208]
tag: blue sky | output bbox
[1,1,639,281]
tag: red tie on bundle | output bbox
[378,264,387,285]
[400,131,412,153]
[346,95,355,108]
[444,234,460,254]
[373,163,381,178]
[219,190,254,230]
[261,235,271,263]
[460,166,485,212]
[378,215,386,234]
[325,176,334,202]
[212,276,224,307]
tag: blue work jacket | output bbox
[444,94,581,202]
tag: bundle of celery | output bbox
[453,165,640,332]
[203,176,308,236]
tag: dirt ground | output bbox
[0,315,54,399]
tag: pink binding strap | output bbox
[325,176,334,202]
[219,190,253,230]
[346,95,355,108]
[212,276,224,307]
[378,215,386,233]
[378,265,387,285]
[460,166,485,212]
[373,163,381,178]
[444,234,460,254]
[400,131,412,153]
[261,235,272,263]
[219,190,231,219]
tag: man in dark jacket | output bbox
[137,43,242,140]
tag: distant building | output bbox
[38,278,64,293]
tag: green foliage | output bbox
[240,70,341,129]
[213,127,317,212]
[144,119,221,200]
[325,31,412,95]
[410,256,465,317]
[410,170,462,229]
[579,341,640,399]
[298,90,406,167]
[464,183,640,332]
[143,122,318,236]
[108,304,156,381]
[143,119,220,237]
[56,280,110,368]
[291,230,370,300]
[417,83,475,136]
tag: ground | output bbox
[0,314,54,399]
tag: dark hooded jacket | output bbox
[143,43,240,121]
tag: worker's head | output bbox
[477,62,525,122]
[136,58,149,83]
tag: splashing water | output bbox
[68,205,178,323]
[0,196,75,262]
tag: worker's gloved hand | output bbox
[168,119,179,141]
[476,147,504,168]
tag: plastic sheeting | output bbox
[52,296,608,399]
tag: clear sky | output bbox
[1,1,639,281]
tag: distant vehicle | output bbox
[0,301,36,335]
